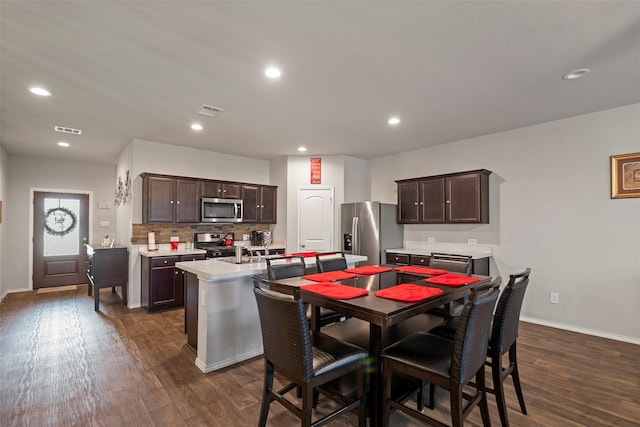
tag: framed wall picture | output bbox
[611,152,640,199]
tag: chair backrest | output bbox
[253,283,313,382]
[429,253,472,275]
[450,280,500,384]
[491,268,531,354]
[266,255,306,280]
[315,251,348,273]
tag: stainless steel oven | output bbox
[200,198,243,223]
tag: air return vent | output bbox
[198,105,224,117]
[54,125,82,135]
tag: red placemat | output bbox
[303,271,358,282]
[375,284,443,302]
[394,266,448,276]
[302,283,369,299]
[344,265,392,275]
[425,273,481,287]
[289,251,318,258]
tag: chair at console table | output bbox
[86,244,129,312]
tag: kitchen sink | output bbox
[216,257,259,265]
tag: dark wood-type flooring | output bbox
[1,286,639,426]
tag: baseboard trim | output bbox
[521,316,640,345]
[195,348,264,373]
[0,290,7,303]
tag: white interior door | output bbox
[298,187,334,252]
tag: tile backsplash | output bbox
[131,223,269,245]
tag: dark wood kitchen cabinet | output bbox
[386,251,488,275]
[142,174,201,224]
[141,253,205,312]
[201,181,242,199]
[396,169,490,224]
[242,185,277,224]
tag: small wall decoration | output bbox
[44,206,77,236]
[310,157,321,184]
[114,170,131,206]
[611,152,640,199]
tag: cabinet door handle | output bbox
[419,202,423,205]
[170,200,174,204]
[414,202,418,206]
[164,260,168,264]
[446,200,450,204]
[175,271,179,275]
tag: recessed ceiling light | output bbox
[562,68,591,80]
[191,123,203,131]
[297,146,307,152]
[29,86,52,96]
[388,117,401,126]
[265,67,282,79]
[57,141,70,147]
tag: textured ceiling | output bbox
[1,1,639,165]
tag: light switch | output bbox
[100,221,110,227]
[98,201,110,209]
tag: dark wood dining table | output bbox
[264,268,493,427]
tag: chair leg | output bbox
[357,368,366,427]
[258,362,274,427]
[381,360,391,427]
[417,380,424,412]
[477,368,492,427]
[492,352,509,427]
[428,382,436,410]
[301,383,314,427]
[450,383,464,427]
[509,343,527,415]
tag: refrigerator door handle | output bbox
[352,216,359,255]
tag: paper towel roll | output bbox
[148,232,157,250]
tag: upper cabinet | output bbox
[142,175,201,224]
[141,173,277,224]
[242,185,277,224]
[396,169,490,224]
[201,181,242,199]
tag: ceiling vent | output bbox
[54,125,82,135]
[198,105,224,117]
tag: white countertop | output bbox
[175,254,368,281]
[386,242,492,259]
[139,247,207,257]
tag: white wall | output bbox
[344,156,369,203]
[369,103,640,341]
[270,156,288,244]
[0,147,7,300]
[3,155,116,292]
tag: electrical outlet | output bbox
[99,221,110,227]
[467,238,477,245]
[550,292,560,304]
[427,237,436,243]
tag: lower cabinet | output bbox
[386,251,489,275]
[141,253,206,312]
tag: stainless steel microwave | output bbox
[201,198,243,223]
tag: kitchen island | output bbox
[175,254,367,373]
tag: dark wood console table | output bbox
[86,244,129,311]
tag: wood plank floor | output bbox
[1,286,638,426]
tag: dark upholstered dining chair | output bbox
[266,255,307,280]
[429,252,472,275]
[380,286,500,427]
[429,268,531,426]
[427,253,474,318]
[253,278,368,427]
[266,255,343,327]
[315,251,348,273]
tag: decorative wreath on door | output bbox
[44,207,78,236]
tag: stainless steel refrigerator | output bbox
[341,202,404,265]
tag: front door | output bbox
[298,187,334,252]
[33,191,89,289]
